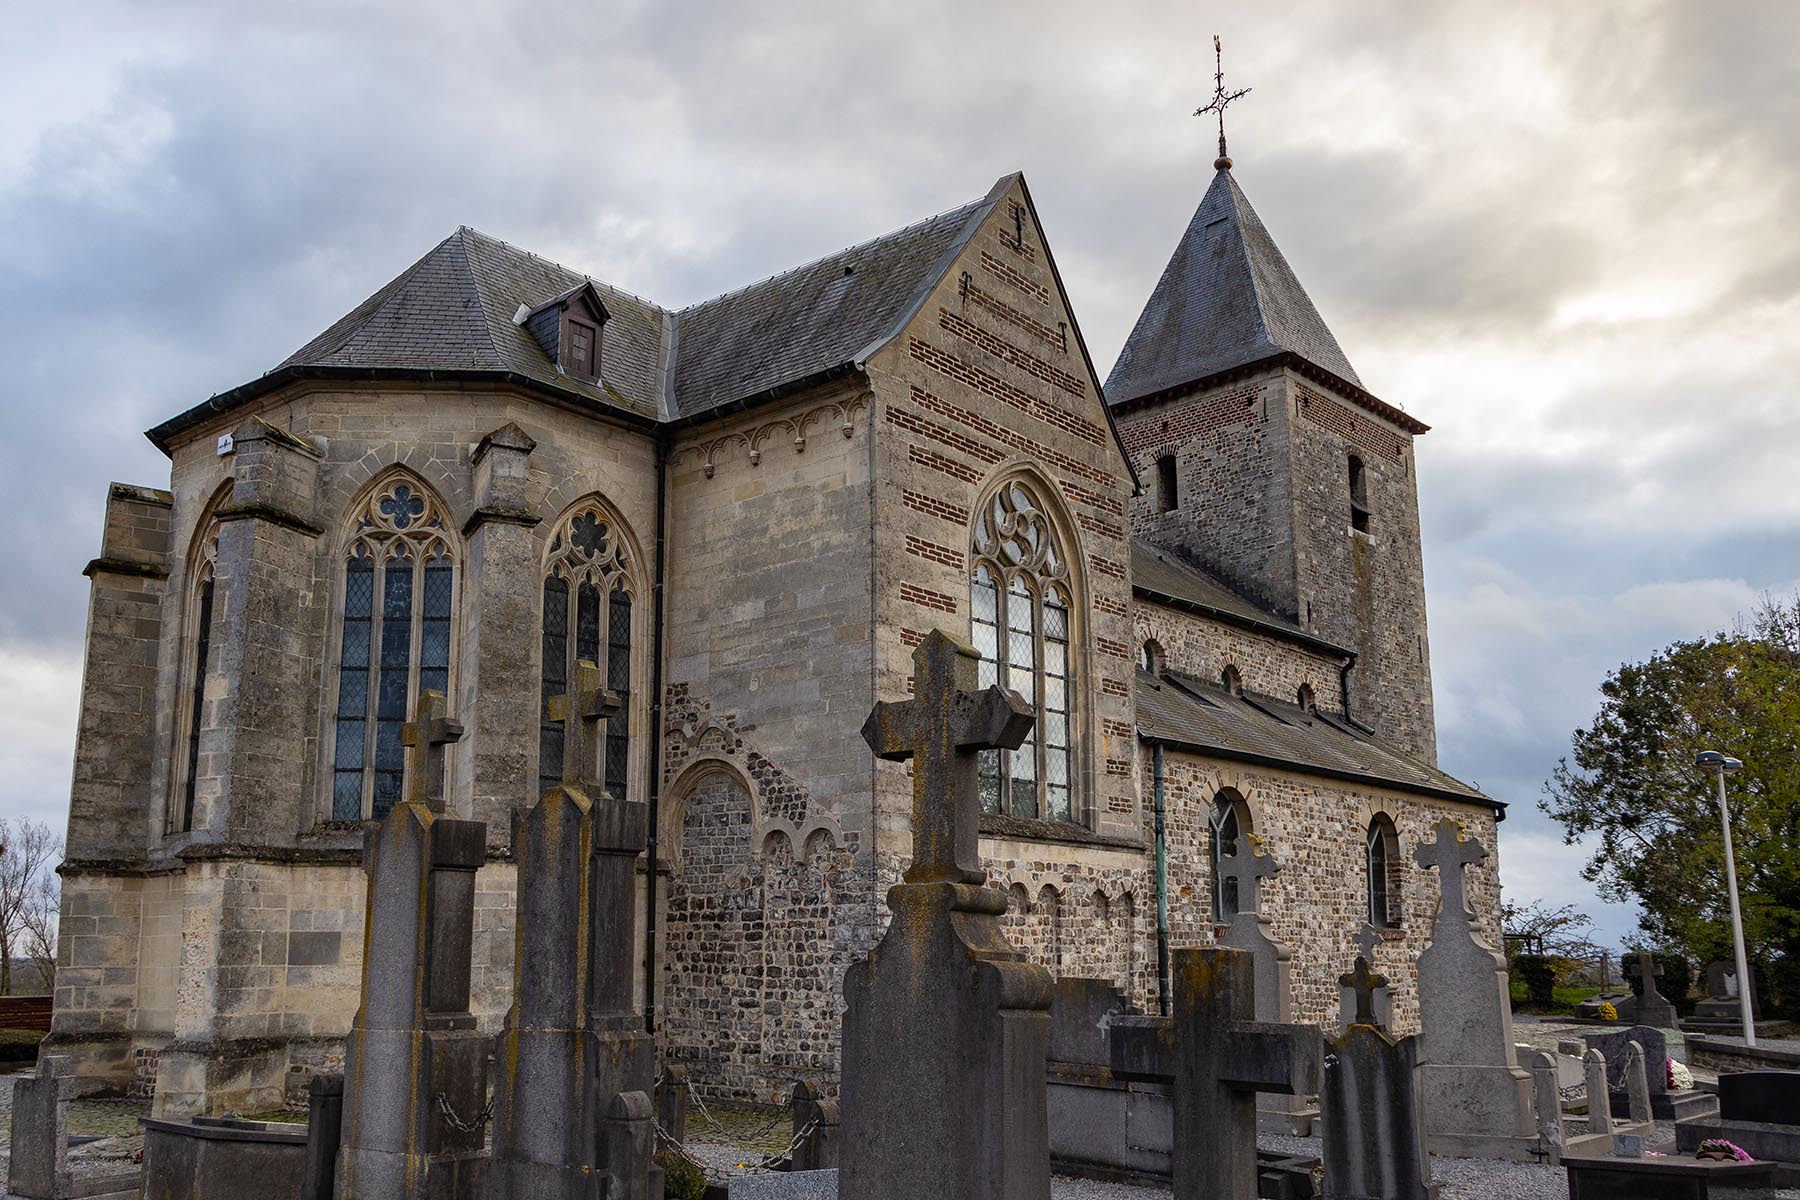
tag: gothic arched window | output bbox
[173,492,228,833]
[539,502,635,799]
[329,475,456,821]
[1209,791,1251,921]
[1367,813,1401,928]
[970,478,1076,824]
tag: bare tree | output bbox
[0,818,63,996]
[18,869,59,994]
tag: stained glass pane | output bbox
[1009,662,1034,703]
[604,585,631,800]
[420,558,452,696]
[1008,630,1034,672]
[1044,675,1065,711]
[333,557,376,820]
[1007,581,1032,631]
[972,576,997,624]
[540,575,569,795]
[1044,713,1067,749]
[182,576,215,831]
[371,559,414,819]
[1009,738,1037,818]
[1046,783,1071,824]
[1044,598,1068,641]
[577,581,601,664]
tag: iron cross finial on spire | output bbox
[1194,34,1251,170]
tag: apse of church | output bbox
[53,168,1500,1113]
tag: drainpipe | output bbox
[643,434,669,1033]
[1152,739,1172,1017]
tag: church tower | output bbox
[1107,159,1439,764]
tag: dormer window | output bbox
[568,320,597,378]
[517,281,611,384]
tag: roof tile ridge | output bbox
[674,190,992,316]
[290,231,460,366]
[449,227,508,369]
[456,225,671,315]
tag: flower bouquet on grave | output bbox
[1597,1001,1618,1021]
[1668,1058,1694,1090]
[1695,1138,1753,1163]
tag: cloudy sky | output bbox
[3,0,1796,945]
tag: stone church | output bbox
[51,159,1502,1115]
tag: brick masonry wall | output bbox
[1134,599,1344,706]
[867,178,1139,857]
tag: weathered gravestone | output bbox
[1411,817,1539,1159]
[1583,1023,1711,1121]
[1320,954,1436,1200]
[840,629,1047,1200]
[1218,842,1314,1133]
[1692,960,1755,1025]
[487,663,659,1200]
[1520,1049,1565,1162]
[338,690,490,1200]
[1629,951,1680,1030]
[1583,1050,1614,1139]
[790,1081,840,1172]
[7,1055,71,1200]
[1339,924,1395,1035]
[1623,1041,1654,1125]
[1109,946,1322,1200]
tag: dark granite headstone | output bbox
[338,691,488,1200]
[1109,947,1321,1200]
[1719,1069,1800,1126]
[1584,1025,1670,1098]
[791,1081,840,1172]
[488,664,659,1200]
[840,630,1048,1200]
[1694,961,1756,1021]
[1320,954,1435,1200]
[301,1074,343,1200]
[1048,977,1133,1067]
[1631,951,1680,1029]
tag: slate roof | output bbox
[1130,539,1347,654]
[669,185,1005,420]
[1105,166,1364,408]
[276,227,667,421]
[148,178,1014,448]
[1135,667,1494,807]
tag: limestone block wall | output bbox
[1116,372,1295,617]
[1133,598,1345,706]
[866,178,1139,848]
[67,484,172,862]
[142,380,660,855]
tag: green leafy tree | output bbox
[1542,597,1800,1015]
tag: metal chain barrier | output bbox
[434,1090,494,1135]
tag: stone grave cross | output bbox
[1356,921,1381,965]
[546,660,619,794]
[1415,816,1484,924]
[401,688,464,813]
[1111,947,1320,1200]
[1341,955,1388,1029]
[1218,839,1277,915]
[1636,951,1666,1003]
[861,629,1033,885]
[1631,950,1679,1028]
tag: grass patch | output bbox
[0,1028,42,1063]
[1510,982,1603,1015]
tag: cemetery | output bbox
[12,635,1800,1200]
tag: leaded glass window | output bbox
[1209,793,1249,921]
[330,477,456,821]
[539,502,636,798]
[969,479,1077,824]
[1367,815,1400,928]
[175,506,225,833]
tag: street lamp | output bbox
[1696,750,1755,1047]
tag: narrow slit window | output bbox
[181,572,216,831]
[1156,454,1178,513]
[1349,454,1371,534]
[1209,794,1248,921]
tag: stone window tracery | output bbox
[174,498,227,833]
[969,478,1076,823]
[330,476,456,821]
[539,502,635,799]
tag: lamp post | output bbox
[1696,750,1755,1046]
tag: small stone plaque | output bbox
[1612,1133,1643,1158]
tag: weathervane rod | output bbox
[1194,34,1251,170]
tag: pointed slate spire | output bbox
[1106,167,1362,407]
